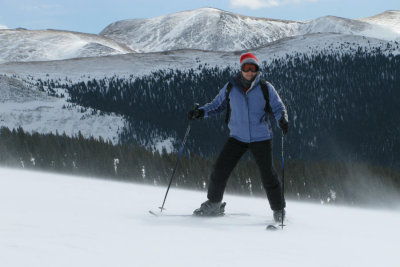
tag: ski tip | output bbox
[266,224,279,230]
[149,210,159,216]
[266,223,286,230]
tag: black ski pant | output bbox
[207,137,285,211]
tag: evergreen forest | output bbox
[1,124,399,207]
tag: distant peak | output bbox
[196,7,223,12]
[360,10,400,19]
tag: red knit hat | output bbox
[240,53,259,70]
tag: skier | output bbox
[188,52,288,222]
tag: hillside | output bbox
[359,10,400,34]
[0,33,398,81]
[100,7,300,52]
[0,28,134,63]
[0,9,399,63]
[100,8,400,52]
[0,75,124,144]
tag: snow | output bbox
[360,10,400,35]
[1,33,398,83]
[301,15,399,41]
[100,7,400,53]
[100,7,300,53]
[0,75,125,144]
[0,167,399,267]
[0,29,134,64]
[1,9,399,64]
[154,137,175,154]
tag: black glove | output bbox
[279,112,289,135]
[188,108,204,120]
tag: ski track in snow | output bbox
[0,167,399,267]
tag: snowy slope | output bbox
[1,33,398,82]
[359,10,400,34]
[0,29,135,64]
[300,15,399,41]
[0,75,125,144]
[100,7,400,52]
[0,167,399,267]
[1,8,399,63]
[100,7,300,53]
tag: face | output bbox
[241,64,258,81]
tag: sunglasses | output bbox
[241,64,258,73]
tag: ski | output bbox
[266,223,285,230]
[149,210,160,216]
[149,210,250,217]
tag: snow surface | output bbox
[0,75,125,144]
[100,7,301,53]
[0,29,134,64]
[360,10,400,34]
[0,167,399,267]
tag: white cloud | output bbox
[230,0,318,10]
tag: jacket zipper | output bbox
[245,78,258,142]
[245,93,251,142]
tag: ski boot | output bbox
[273,209,286,223]
[193,200,226,216]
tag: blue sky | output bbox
[1,0,399,33]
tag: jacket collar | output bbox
[230,72,261,92]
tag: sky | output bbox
[0,0,399,34]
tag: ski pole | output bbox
[158,104,199,212]
[280,132,286,229]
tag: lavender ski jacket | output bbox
[200,73,287,143]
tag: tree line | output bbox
[1,126,399,207]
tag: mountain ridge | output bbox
[100,7,400,52]
[1,8,399,63]
[0,28,135,64]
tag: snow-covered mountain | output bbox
[359,10,400,34]
[100,8,400,52]
[0,75,125,144]
[0,28,135,63]
[1,33,398,82]
[100,7,301,53]
[0,8,399,63]
[301,15,398,41]
[1,167,399,267]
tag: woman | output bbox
[188,52,288,222]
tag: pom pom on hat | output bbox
[240,53,259,69]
